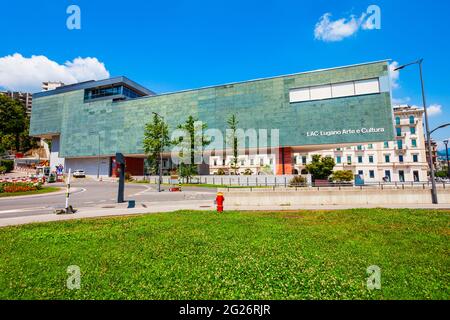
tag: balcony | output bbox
[394,145,408,153]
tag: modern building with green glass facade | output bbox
[30,60,395,176]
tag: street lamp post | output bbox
[152,112,165,192]
[444,140,449,179]
[394,59,438,204]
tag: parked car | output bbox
[73,170,86,178]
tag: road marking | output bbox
[0,207,47,214]
[131,185,154,196]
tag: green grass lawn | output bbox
[0,209,448,300]
[0,186,60,198]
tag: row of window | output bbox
[396,127,417,136]
[396,116,416,125]
[357,170,421,182]
[213,158,274,167]
[296,154,420,165]
[335,154,420,164]
[289,78,380,103]
[84,85,142,101]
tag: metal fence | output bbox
[138,175,448,190]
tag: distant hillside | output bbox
[438,148,449,159]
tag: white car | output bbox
[73,170,86,178]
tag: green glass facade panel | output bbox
[30,61,395,158]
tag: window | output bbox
[384,142,389,148]
[354,78,380,95]
[336,156,341,164]
[260,158,264,166]
[396,127,402,137]
[358,156,363,163]
[399,155,404,163]
[358,170,364,176]
[241,160,245,166]
[289,87,310,103]
[302,156,307,165]
[413,171,419,182]
[410,127,416,135]
[369,155,374,163]
[331,82,355,98]
[222,159,226,166]
[369,170,375,179]
[310,85,332,100]
[213,159,217,166]
[357,145,363,151]
[385,170,391,182]
[368,144,373,149]
[413,154,419,163]
[397,140,403,150]
[385,155,390,163]
[347,156,352,165]
[250,159,254,166]
[396,117,401,125]
[411,139,417,148]
[399,170,405,182]
[289,78,380,103]
[269,158,273,165]
[409,116,415,124]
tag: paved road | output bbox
[0,180,216,219]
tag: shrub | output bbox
[0,182,42,193]
[243,169,253,176]
[289,175,307,187]
[0,166,7,174]
[216,168,226,176]
[331,170,354,182]
[0,160,14,173]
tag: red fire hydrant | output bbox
[216,192,224,212]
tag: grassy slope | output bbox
[0,187,60,198]
[0,209,448,300]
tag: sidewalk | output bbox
[1,201,448,228]
[0,200,215,228]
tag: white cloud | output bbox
[0,53,110,92]
[427,104,443,117]
[314,13,366,42]
[389,61,400,89]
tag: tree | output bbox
[226,114,239,175]
[172,115,211,183]
[0,95,26,152]
[305,155,335,180]
[331,170,354,182]
[143,113,171,175]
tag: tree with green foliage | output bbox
[330,170,354,182]
[143,113,171,175]
[0,95,25,152]
[226,114,240,175]
[172,115,211,183]
[0,95,38,154]
[305,155,335,180]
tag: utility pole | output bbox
[394,59,438,204]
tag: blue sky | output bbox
[0,0,448,148]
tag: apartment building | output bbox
[42,81,65,91]
[0,91,33,115]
